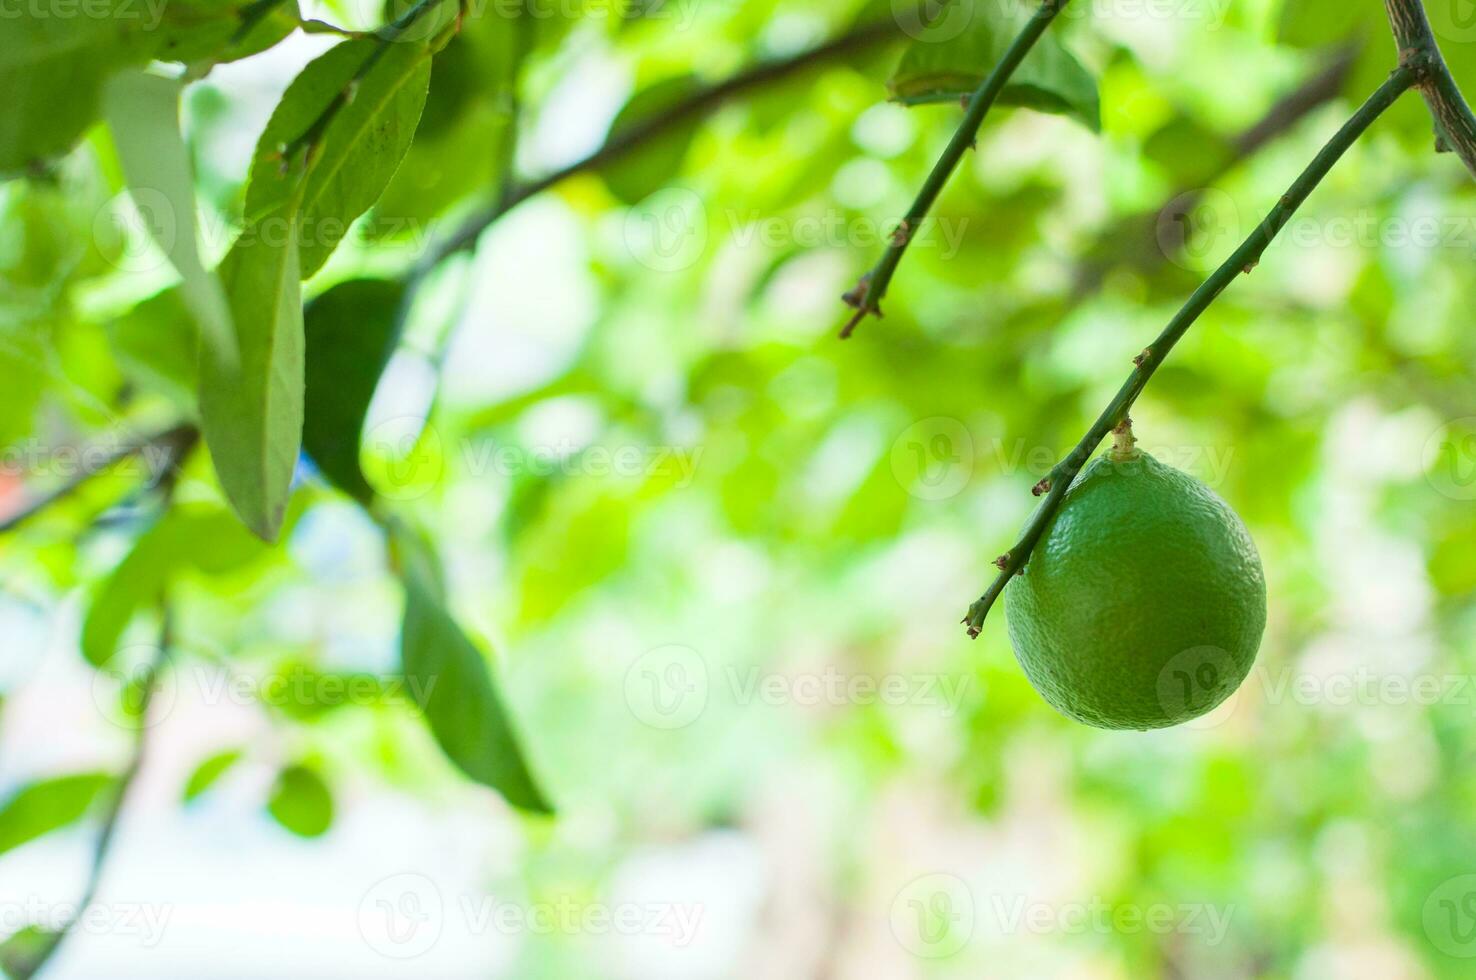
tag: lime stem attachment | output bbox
[1109,418,1140,461]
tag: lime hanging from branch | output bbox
[1003,420,1265,730]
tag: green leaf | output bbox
[103,71,234,359]
[183,750,244,803]
[0,773,112,857]
[267,763,334,837]
[83,506,271,666]
[244,38,433,279]
[373,99,508,237]
[156,0,301,65]
[398,534,551,813]
[0,925,58,980]
[600,75,704,205]
[177,508,276,575]
[888,0,1100,131]
[0,10,151,174]
[415,33,480,141]
[303,279,405,504]
[373,13,526,233]
[199,208,306,542]
[82,536,167,669]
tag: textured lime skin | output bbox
[1004,450,1266,730]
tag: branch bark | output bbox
[280,0,452,165]
[416,15,905,270]
[1384,0,1476,177]
[9,613,174,979]
[840,0,1075,338]
[1069,44,1359,299]
[964,65,1418,637]
[0,425,197,536]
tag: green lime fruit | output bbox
[1004,428,1265,730]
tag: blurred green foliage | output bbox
[1,0,1476,976]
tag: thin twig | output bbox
[0,425,197,536]
[12,463,190,976]
[1232,44,1361,158]
[279,0,452,166]
[840,0,1075,338]
[391,14,907,362]
[963,65,1418,637]
[1068,44,1359,300]
[416,15,904,271]
[1384,0,1476,177]
[11,615,174,979]
[230,0,292,45]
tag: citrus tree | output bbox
[2,0,1476,976]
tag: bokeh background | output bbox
[3,0,1476,976]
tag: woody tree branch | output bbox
[280,0,454,165]
[1068,43,1360,298]
[11,631,171,980]
[839,0,1076,338]
[1384,0,1476,176]
[964,64,1419,637]
[0,426,197,535]
[418,14,906,268]
[9,459,191,979]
